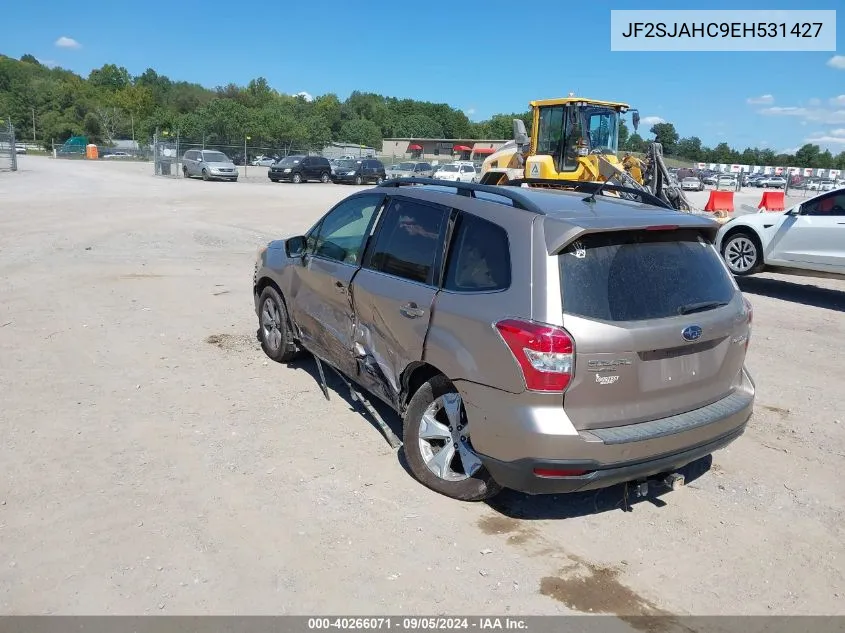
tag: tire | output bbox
[320,172,329,183]
[375,176,383,184]
[292,172,303,184]
[354,175,363,185]
[182,166,189,178]
[257,286,300,363]
[722,231,763,276]
[202,169,209,181]
[270,177,278,182]
[402,375,502,502]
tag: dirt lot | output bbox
[1,157,844,619]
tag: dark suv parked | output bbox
[331,158,386,185]
[269,155,332,183]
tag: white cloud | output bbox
[779,147,801,154]
[827,55,845,70]
[805,135,845,144]
[54,36,81,49]
[830,128,845,136]
[830,95,845,106]
[746,94,774,105]
[295,91,313,102]
[808,98,821,106]
[465,108,476,116]
[640,115,665,126]
[759,105,845,124]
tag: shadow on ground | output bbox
[486,455,713,520]
[738,276,845,312]
[284,348,714,521]
[285,353,404,444]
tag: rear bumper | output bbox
[479,422,745,494]
[461,367,754,495]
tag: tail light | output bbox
[495,319,574,392]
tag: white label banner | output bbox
[610,10,836,51]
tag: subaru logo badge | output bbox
[682,325,703,342]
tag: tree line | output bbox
[620,120,845,170]
[0,54,529,151]
[1,53,843,169]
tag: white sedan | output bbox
[252,156,277,167]
[432,163,477,182]
[715,188,845,278]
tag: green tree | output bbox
[650,122,679,154]
[391,114,443,139]
[88,64,131,91]
[676,136,702,161]
[339,118,382,149]
[618,120,629,150]
[794,143,821,168]
[625,133,647,153]
[20,54,40,65]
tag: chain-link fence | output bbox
[0,121,18,172]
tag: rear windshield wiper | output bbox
[678,301,730,315]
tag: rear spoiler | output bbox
[544,214,721,255]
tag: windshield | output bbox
[398,162,416,170]
[279,156,302,166]
[338,160,359,169]
[439,165,459,172]
[202,151,229,163]
[581,107,619,154]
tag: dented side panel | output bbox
[349,269,438,404]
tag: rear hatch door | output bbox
[558,228,751,429]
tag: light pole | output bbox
[245,135,250,177]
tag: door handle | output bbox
[400,302,425,318]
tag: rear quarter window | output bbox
[444,213,510,292]
[559,229,736,322]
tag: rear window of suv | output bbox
[559,229,736,322]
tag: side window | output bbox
[313,194,382,265]
[368,198,449,285]
[444,213,511,292]
[301,157,310,166]
[804,193,845,216]
[305,221,322,253]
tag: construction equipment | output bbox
[478,95,693,211]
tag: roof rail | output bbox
[378,177,545,214]
[504,179,673,210]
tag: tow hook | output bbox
[631,472,685,499]
[663,472,685,491]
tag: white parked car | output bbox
[432,162,478,182]
[716,188,845,278]
[15,143,26,154]
[103,151,131,159]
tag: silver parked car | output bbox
[182,149,239,182]
[253,180,755,501]
[390,161,434,179]
[681,177,704,191]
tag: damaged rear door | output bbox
[288,193,384,376]
[351,196,451,404]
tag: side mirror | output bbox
[513,119,529,146]
[286,235,306,257]
[787,205,801,216]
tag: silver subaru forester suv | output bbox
[253,179,755,501]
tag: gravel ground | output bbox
[1,156,843,620]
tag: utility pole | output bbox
[245,135,250,177]
[32,107,36,142]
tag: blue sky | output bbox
[4,0,844,153]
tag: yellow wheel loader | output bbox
[479,96,693,211]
